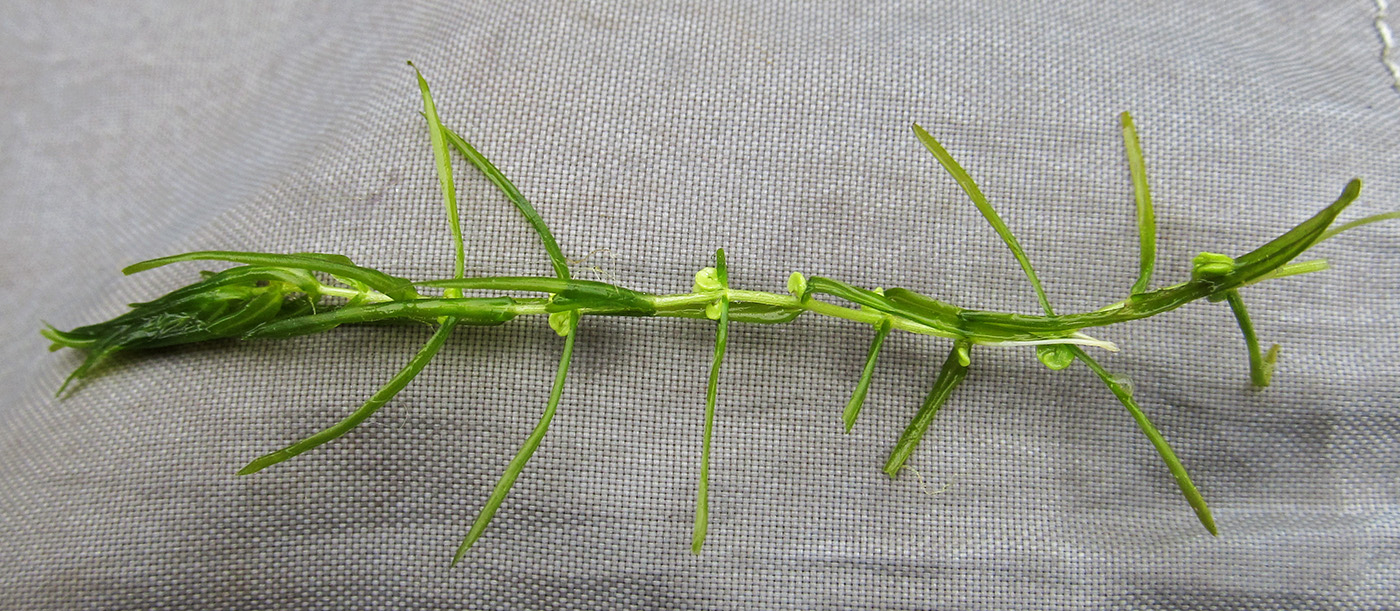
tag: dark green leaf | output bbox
[124,251,418,301]
[884,341,970,477]
[455,312,578,563]
[693,249,730,553]
[844,317,892,432]
[239,318,461,475]
[1070,347,1217,535]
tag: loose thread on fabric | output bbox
[1375,0,1400,92]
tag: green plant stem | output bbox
[1223,289,1278,388]
[332,281,1117,349]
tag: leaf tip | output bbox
[1199,509,1219,536]
[451,539,474,566]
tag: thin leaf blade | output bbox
[883,341,971,478]
[1121,112,1157,295]
[913,124,1054,316]
[441,126,570,281]
[123,251,418,301]
[238,318,460,475]
[693,249,730,554]
[454,312,579,563]
[408,62,465,290]
[1070,347,1217,535]
[844,317,892,432]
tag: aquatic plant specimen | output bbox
[43,65,1398,562]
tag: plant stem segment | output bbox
[48,70,1394,559]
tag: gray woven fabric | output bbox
[3,1,1398,609]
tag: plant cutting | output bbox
[43,65,1399,563]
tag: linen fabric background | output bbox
[2,2,1398,609]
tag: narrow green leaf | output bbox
[844,317,892,432]
[1248,259,1330,283]
[807,277,963,336]
[913,124,1055,316]
[1227,179,1360,279]
[408,62,466,292]
[54,346,118,396]
[441,126,570,281]
[546,281,656,315]
[1120,112,1157,295]
[1222,289,1276,387]
[725,302,801,324]
[884,341,971,478]
[238,318,460,475]
[693,249,730,554]
[204,289,285,336]
[41,324,98,350]
[1317,209,1400,243]
[455,312,578,563]
[243,297,517,338]
[1069,347,1217,535]
[123,251,418,301]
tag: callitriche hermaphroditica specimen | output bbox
[43,65,1400,563]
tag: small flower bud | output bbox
[955,341,972,367]
[1191,252,1236,281]
[1035,344,1075,370]
[548,312,574,337]
[693,267,722,292]
[786,272,808,298]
